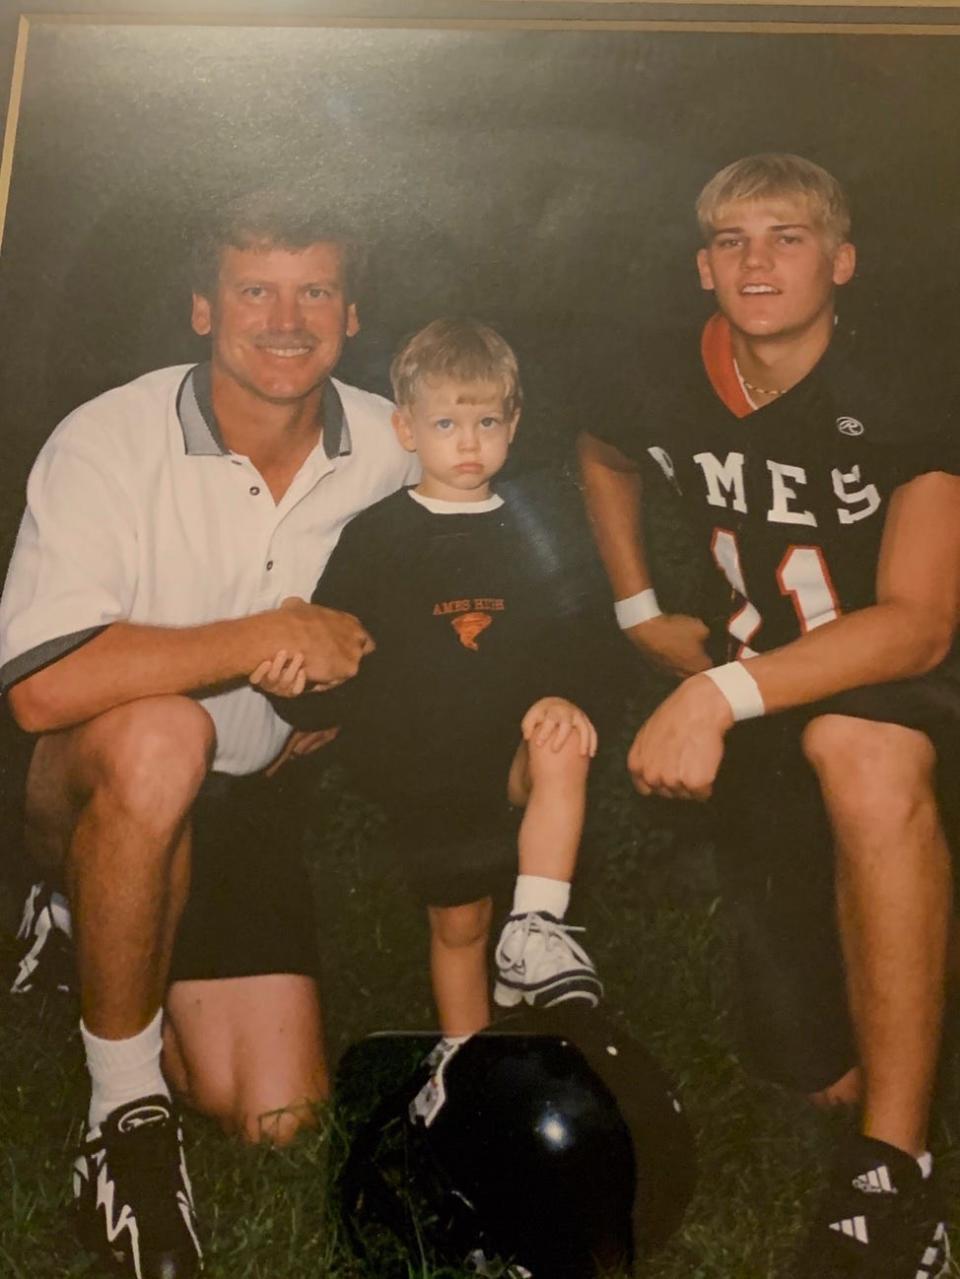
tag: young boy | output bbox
[252,317,602,1036]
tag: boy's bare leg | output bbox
[507,732,589,881]
[803,714,951,1156]
[164,974,327,1145]
[427,898,493,1036]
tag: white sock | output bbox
[917,1151,933,1180]
[81,1008,169,1130]
[512,874,570,920]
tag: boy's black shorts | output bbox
[389,787,520,909]
[169,765,320,984]
[713,660,960,1094]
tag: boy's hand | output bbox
[522,697,597,757]
[624,613,712,680]
[265,726,340,778]
[250,649,307,698]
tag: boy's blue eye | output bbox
[479,417,500,430]
[434,419,454,432]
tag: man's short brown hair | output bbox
[696,153,851,247]
[390,317,523,417]
[190,190,365,301]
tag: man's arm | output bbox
[577,431,711,678]
[629,470,960,800]
[6,598,371,734]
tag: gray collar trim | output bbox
[176,363,352,459]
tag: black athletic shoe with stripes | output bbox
[74,1094,202,1278]
[9,880,75,996]
[790,1134,950,1279]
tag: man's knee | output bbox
[801,713,936,828]
[168,1047,320,1146]
[84,697,215,818]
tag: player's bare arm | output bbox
[629,470,960,800]
[7,600,372,734]
[577,430,712,678]
[521,697,598,757]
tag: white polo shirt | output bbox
[0,362,419,774]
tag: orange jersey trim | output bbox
[701,312,753,419]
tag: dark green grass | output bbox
[2,739,959,1278]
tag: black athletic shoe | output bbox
[74,1094,203,1278]
[790,1134,950,1279]
[9,881,75,995]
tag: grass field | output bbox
[2,724,959,1278]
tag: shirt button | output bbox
[266,560,274,571]
[249,485,261,496]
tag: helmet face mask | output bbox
[337,1009,696,1278]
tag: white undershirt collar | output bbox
[407,489,504,515]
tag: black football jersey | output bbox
[592,323,960,658]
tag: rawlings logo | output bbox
[836,416,864,437]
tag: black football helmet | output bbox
[337,1006,695,1277]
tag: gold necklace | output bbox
[735,360,784,398]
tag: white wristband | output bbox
[702,661,765,721]
[614,589,661,630]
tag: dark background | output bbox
[1,2,959,889]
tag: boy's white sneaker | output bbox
[493,911,603,1009]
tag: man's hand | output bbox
[627,673,734,800]
[522,697,598,757]
[273,597,374,688]
[624,613,713,680]
[265,727,341,779]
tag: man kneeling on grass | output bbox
[253,317,603,1035]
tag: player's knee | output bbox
[429,899,492,949]
[93,697,215,818]
[802,714,935,824]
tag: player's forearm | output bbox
[741,599,956,716]
[7,612,286,733]
[576,431,655,599]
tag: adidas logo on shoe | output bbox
[851,1165,896,1195]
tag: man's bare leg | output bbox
[27,696,214,1044]
[802,714,951,1155]
[164,973,327,1145]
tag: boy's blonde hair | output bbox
[696,153,851,248]
[390,317,523,417]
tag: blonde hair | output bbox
[390,317,522,416]
[696,153,851,247]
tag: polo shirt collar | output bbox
[176,363,352,460]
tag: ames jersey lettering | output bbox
[596,326,958,657]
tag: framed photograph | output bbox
[2,3,958,1276]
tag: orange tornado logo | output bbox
[451,611,492,651]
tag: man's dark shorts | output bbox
[169,764,320,984]
[713,659,960,1094]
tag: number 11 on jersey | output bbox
[711,528,841,657]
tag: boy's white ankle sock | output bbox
[917,1151,933,1179]
[81,1008,169,1130]
[512,874,570,920]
